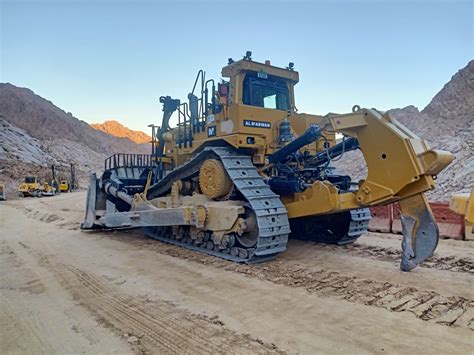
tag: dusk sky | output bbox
[1,0,472,132]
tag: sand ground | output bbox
[1,191,473,354]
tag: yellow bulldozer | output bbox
[18,176,43,197]
[82,52,453,271]
[18,176,56,197]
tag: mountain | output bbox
[423,60,474,122]
[0,83,149,169]
[91,120,151,144]
[334,60,474,201]
[0,83,150,197]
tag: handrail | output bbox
[104,153,156,171]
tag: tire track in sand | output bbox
[0,241,52,354]
[35,253,284,355]
[110,233,474,331]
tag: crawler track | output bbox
[290,209,371,245]
[147,147,290,262]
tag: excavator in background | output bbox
[82,52,453,271]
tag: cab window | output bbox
[242,73,289,111]
[25,176,36,183]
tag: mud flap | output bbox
[399,194,439,271]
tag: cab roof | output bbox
[221,59,299,84]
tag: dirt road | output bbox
[1,192,473,354]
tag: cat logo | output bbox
[207,126,216,137]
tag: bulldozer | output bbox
[18,175,57,197]
[82,52,453,271]
[19,176,43,197]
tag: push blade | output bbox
[399,194,439,271]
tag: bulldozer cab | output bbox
[24,176,37,184]
[158,53,301,165]
[221,53,298,115]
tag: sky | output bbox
[1,0,473,132]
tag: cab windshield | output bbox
[25,176,36,183]
[242,73,289,111]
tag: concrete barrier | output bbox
[391,202,464,240]
[431,202,465,240]
[368,205,392,233]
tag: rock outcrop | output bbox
[91,120,151,145]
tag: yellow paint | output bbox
[59,180,69,192]
[18,176,41,196]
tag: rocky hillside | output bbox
[91,120,151,144]
[0,83,149,167]
[0,83,150,198]
[334,60,474,201]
